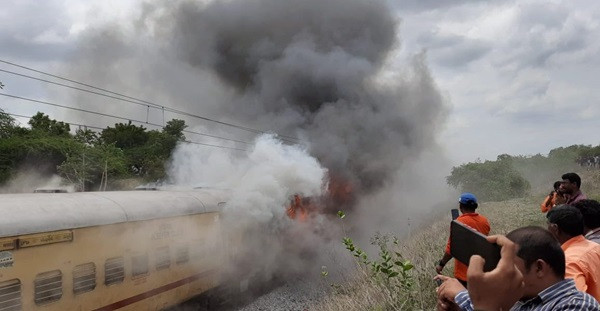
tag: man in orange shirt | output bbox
[547,205,600,301]
[436,192,490,287]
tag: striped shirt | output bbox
[454,279,600,310]
[586,228,600,245]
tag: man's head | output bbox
[546,205,584,243]
[553,181,562,192]
[458,192,478,212]
[506,226,565,299]
[572,199,600,233]
[560,172,582,195]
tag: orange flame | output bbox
[286,174,355,221]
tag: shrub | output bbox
[446,156,530,201]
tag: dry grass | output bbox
[315,171,600,311]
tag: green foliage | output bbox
[57,144,127,191]
[74,128,99,145]
[28,112,71,137]
[0,109,16,139]
[446,155,530,201]
[163,119,187,141]
[447,144,593,200]
[100,121,149,149]
[0,111,188,189]
[338,212,418,310]
[0,136,82,184]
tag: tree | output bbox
[100,121,149,149]
[0,109,16,139]
[58,144,127,191]
[447,157,530,202]
[28,112,71,137]
[74,128,99,145]
[163,119,187,141]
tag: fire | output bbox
[286,174,355,221]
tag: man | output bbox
[547,205,600,301]
[436,227,600,310]
[436,193,490,287]
[540,181,566,213]
[560,172,587,204]
[573,199,600,244]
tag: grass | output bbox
[315,170,600,311]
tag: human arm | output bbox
[435,275,467,311]
[436,252,453,274]
[541,194,552,213]
[554,191,566,205]
[466,235,524,311]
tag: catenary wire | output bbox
[0,92,251,146]
[3,111,247,151]
[0,58,301,142]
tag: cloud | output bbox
[416,31,491,67]
[0,1,78,62]
[389,0,490,13]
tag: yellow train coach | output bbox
[0,189,231,310]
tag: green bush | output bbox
[446,155,530,201]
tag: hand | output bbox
[435,275,465,311]
[435,264,444,274]
[554,194,566,205]
[467,235,524,311]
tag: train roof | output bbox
[0,189,228,238]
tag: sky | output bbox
[1,0,599,166]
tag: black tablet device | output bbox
[450,220,501,271]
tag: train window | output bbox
[34,270,62,305]
[73,263,96,295]
[105,257,125,286]
[175,247,189,265]
[131,254,149,277]
[155,246,170,270]
[0,279,22,310]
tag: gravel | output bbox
[231,277,328,311]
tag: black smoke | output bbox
[168,0,446,194]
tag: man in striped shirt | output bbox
[436,226,599,310]
[572,199,600,244]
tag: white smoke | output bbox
[168,134,327,225]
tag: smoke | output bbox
[59,0,452,290]
[0,171,74,194]
[168,134,326,226]
[169,0,445,193]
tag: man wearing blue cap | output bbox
[436,192,490,287]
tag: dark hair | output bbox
[561,172,582,188]
[459,201,478,211]
[572,199,600,230]
[546,205,584,237]
[506,226,565,278]
[553,181,562,191]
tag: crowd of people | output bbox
[577,156,600,170]
[435,172,600,310]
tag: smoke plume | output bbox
[169,0,445,193]
[59,0,452,291]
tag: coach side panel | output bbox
[0,212,224,310]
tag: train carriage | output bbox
[0,189,230,310]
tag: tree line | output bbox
[0,109,187,191]
[446,145,599,202]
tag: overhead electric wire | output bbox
[0,58,301,143]
[3,111,247,151]
[0,92,251,146]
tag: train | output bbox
[0,188,254,310]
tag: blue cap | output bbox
[459,192,477,204]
